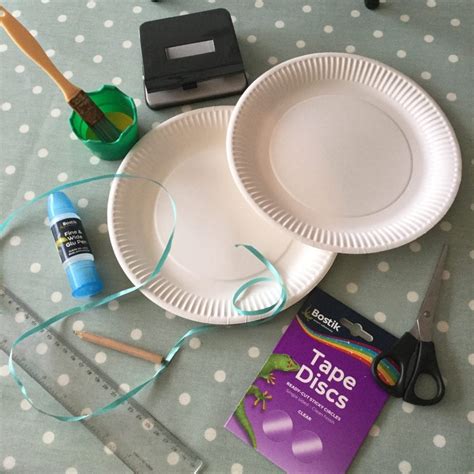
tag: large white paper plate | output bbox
[227,53,461,253]
[108,107,335,324]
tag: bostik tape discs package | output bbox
[225,287,399,473]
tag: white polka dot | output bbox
[281,324,288,334]
[467,411,474,423]
[42,431,55,444]
[446,93,457,102]
[165,311,176,319]
[399,460,412,473]
[1,102,12,111]
[275,20,285,29]
[20,399,32,410]
[231,15,237,23]
[65,468,78,474]
[81,407,92,416]
[41,0,50,4]
[208,0,216,3]
[5,165,16,175]
[204,427,217,441]
[167,452,180,466]
[112,77,122,85]
[19,124,30,133]
[179,392,191,405]
[93,55,103,63]
[57,14,67,22]
[468,354,474,365]
[373,30,384,38]
[421,71,432,80]
[30,262,41,273]
[75,35,84,43]
[324,25,333,33]
[433,434,446,447]
[267,56,278,65]
[296,40,306,49]
[51,291,63,303]
[374,312,386,323]
[142,418,154,430]
[470,250,474,260]
[400,14,410,22]
[0,365,9,376]
[36,148,49,160]
[441,270,450,280]
[426,0,436,6]
[104,20,113,28]
[89,155,100,165]
[95,352,107,364]
[15,64,25,73]
[46,49,55,57]
[72,320,84,332]
[133,6,142,13]
[369,424,380,437]
[231,463,243,474]
[64,71,73,79]
[78,198,88,208]
[119,383,130,393]
[351,10,360,17]
[248,347,260,358]
[346,282,358,294]
[345,45,356,53]
[302,5,312,13]
[255,0,264,7]
[397,50,407,58]
[448,54,459,63]
[247,35,257,43]
[450,18,460,27]
[98,223,108,234]
[189,337,201,349]
[377,261,390,272]
[130,328,142,340]
[104,442,116,455]
[30,30,38,37]
[44,217,49,226]
[87,0,96,8]
[10,235,21,246]
[0,44,8,53]
[57,374,70,386]
[32,85,43,95]
[214,370,226,382]
[133,98,141,107]
[57,172,68,182]
[24,190,35,201]
[108,300,119,311]
[436,321,449,333]
[36,343,48,355]
[409,242,421,252]
[15,311,26,323]
[424,34,434,43]
[440,221,452,231]
[2,457,15,470]
[402,402,415,413]
[122,40,132,49]
[469,300,474,311]
[407,291,419,303]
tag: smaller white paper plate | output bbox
[227,53,462,253]
[108,107,335,324]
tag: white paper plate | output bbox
[227,53,462,253]
[108,107,335,324]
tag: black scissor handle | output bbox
[371,332,418,398]
[403,341,445,406]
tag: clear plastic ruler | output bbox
[0,285,204,473]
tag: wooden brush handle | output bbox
[0,5,81,102]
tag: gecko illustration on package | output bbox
[225,287,399,473]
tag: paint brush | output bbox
[0,6,121,142]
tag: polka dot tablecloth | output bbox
[1,1,473,473]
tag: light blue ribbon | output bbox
[0,174,287,422]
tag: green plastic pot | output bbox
[69,85,138,161]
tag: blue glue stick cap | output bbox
[48,191,104,299]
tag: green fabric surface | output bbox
[1,0,473,473]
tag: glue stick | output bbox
[48,192,103,298]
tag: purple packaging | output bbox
[225,287,399,473]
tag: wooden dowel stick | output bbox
[74,331,163,365]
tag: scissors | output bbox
[371,244,447,406]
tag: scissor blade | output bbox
[411,244,448,341]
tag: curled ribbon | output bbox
[0,173,287,421]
